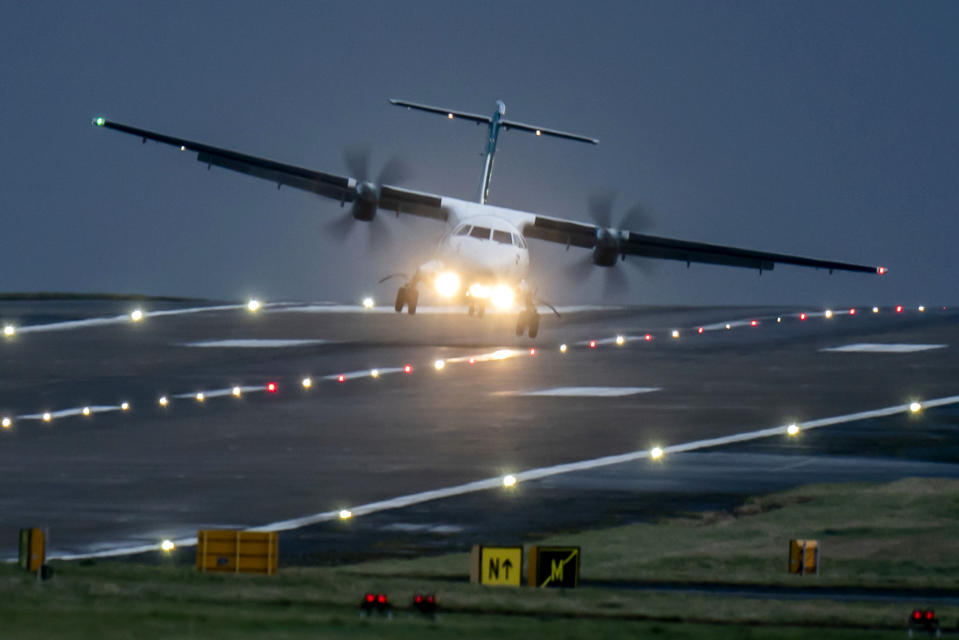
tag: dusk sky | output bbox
[2,1,956,307]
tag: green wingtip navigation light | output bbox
[94,117,106,126]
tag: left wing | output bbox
[523,214,885,275]
[92,117,448,222]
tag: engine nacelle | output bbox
[592,229,620,267]
[351,199,377,222]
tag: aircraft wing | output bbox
[523,215,884,275]
[92,118,447,222]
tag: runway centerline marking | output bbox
[180,339,331,348]
[820,343,947,353]
[37,392,959,561]
[495,387,661,397]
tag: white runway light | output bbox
[615,335,625,346]
[502,474,517,488]
[42,412,52,423]
[195,392,205,402]
[232,386,242,397]
[158,396,169,407]
[910,401,922,414]
[559,344,568,353]
[247,299,261,312]
[650,446,664,460]
[161,539,175,553]
[121,402,130,411]
[433,359,445,371]
[1,417,11,429]
[370,369,380,378]
[824,309,834,319]
[82,407,91,416]
[873,306,880,314]
[362,297,375,309]
[3,324,15,338]
[338,509,353,520]
[130,309,144,322]
[301,377,312,389]
[671,330,680,339]
[787,424,800,437]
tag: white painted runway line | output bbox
[39,392,959,561]
[13,303,251,334]
[820,343,947,353]
[496,386,661,397]
[180,339,330,348]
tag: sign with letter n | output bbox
[528,546,580,588]
[470,545,522,587]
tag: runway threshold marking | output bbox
[180,339,331,348]
[37,392,959,562]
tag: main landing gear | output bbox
[394,284,419,315]
[468,301,486,318]
[515,294,540,338]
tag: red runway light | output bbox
[377,594,387,604]
[896,305,903,313]
[750,320,758,327]
[468,357,476,364]
[849,308,856,315]
[404,364,413,374]
[266,382,278,393]
[799,313,807,321]
[697,327,704,334]
[414,595,422,603]
[588,340,597,349]
[644,334,652,341]
[337,375,345,383]
[529,348,536,356]
[926,610,935,620]
[365,594,375,603]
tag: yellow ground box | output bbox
[788,539,819,575]
[196,530,278,575]
[470,545,522,587]
[18,528,45,572]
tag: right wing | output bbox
[92,118,448,222]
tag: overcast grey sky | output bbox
[1,1,956,307]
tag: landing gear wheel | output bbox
[406,288,419,315]
[527,312,540,339]
[515,311,527,336]
[468,303,475,317]
[477,303,486,318]
[394,286,407,313]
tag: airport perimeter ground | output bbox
[1,297,957,636]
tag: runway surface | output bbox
[0,299,956,561]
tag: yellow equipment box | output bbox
[788,539,819,575]
[18,528,45,572]
[196,530,278,574]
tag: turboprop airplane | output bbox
[92,99,885,338]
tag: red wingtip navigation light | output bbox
[266,382,278,393]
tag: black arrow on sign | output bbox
[502,559,513,579]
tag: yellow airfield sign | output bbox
[470,545,522,587]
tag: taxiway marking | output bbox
[497,387,661,397]
[39,392,959,561]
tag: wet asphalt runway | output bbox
[0,299,956,560]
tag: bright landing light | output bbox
[650,446,664,460]
[434,272,461,298]
[247,299,261,312]
[910,401,922,414]
[469,283,490,298]
[490,284,514,310]
[502,474,518,488]
[787,424,800,437]
[362,297,375,309]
